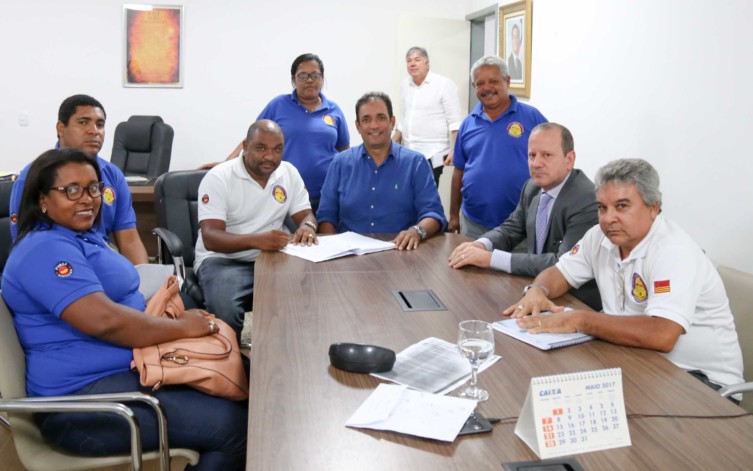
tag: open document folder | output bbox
[346,384,477,442]
[281,231,395,262]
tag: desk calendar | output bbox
[515,368,631,459]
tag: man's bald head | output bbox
[246,119,284,142]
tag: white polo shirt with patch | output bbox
[194,158,310,270]
[556,214,743,388]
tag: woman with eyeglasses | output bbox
[1,148,247,470]
[202,53,350,214]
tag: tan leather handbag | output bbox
[131,275,249,401]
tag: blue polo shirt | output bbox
[453,95,547,228]
[1,225,142,397]
[9,154,137,242]
[317,142,447,233]
[258,92,350,200]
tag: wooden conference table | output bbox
[248,234,753,470]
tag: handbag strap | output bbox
[145,275,185,319]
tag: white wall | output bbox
[0,0,467,171]
[529,0,753,272]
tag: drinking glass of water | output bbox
[457,320,494,402]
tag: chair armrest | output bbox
[20,392,170,471]
[0,398,145,470]
[153,227,184,258]
[153,227,187,287]
[719,382,753,398]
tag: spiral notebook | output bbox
[492,316,594,350]
[515,368,631,458]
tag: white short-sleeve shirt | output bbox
[193,158,310,269]
[556,215,743,388]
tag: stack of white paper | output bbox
[345,384,477,442]
[372,337,501,395]
[281,231,395,262]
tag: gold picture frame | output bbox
[499,0,532,97]
[123,4,183,88]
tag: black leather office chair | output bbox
[153,170,207,307]
[0,180,14,278]
[111,116,174,179]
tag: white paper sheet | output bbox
[346,383,477,442]
[372,337,501,395]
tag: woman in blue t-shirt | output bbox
[1,148,247,470]
[202,53,350,213]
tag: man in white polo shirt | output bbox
[194,120,318,338]
[393,46,462,186]
[504,158,743,393]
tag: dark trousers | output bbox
[35,370,248,470]
[433,165,444,187]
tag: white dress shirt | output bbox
[397,71,462,168]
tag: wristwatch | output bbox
[303,221,317,232]
[411,225,427,240]
[523,284,550,297]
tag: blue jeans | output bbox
[35,371,248,471]
[196,257,254,339]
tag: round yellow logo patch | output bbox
[272,185,287,203]
[102,186,115,205]
[322,115,335,126]
[507,122,524,137]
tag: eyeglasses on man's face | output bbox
[49,182,105,201]
[295,72,322,82]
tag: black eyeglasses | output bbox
[49,182,105,201]
[295,72,322,82]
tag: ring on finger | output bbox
[517,305,524,310]
[208,320,216,334]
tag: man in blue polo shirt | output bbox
[450,55,547,239]
[317,92,446,250]
[9,94,148,265]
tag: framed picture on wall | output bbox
[499,0,532,97]
[123,4,183,88]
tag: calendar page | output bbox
[515,368,631,459]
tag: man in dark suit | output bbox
[448,122,601,309]
[507,23,523,80]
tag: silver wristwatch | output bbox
[523,284,550,297]
[412,225,427,240]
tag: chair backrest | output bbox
[0,295,29,401]
[718,265,753,411]
[0,292,57,468]
[154,170,208,268]
[111,115,174,179]
[0,180,14,277]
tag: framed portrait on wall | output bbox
[123,4,183,88]
[499,0,532,97]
